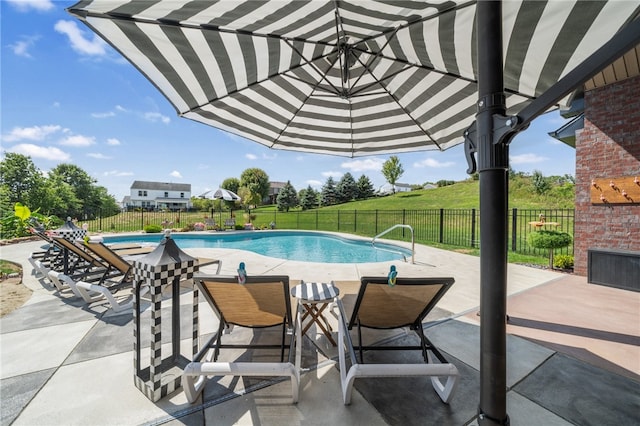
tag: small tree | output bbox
[300,185,319,210]
[355,174,375,199]
[320,177,337,206]
[381,156,404,193]
[528,230,572,268]
[276,181,298,212]
[336,172,357,203]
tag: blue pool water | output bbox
[104,231,410,263]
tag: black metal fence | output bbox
[85,208,574,257]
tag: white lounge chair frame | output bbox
[334,277,459,405]
[182,274,299,404]
[47,270,146,313]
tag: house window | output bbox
[180,192,184,198]
[138,190,142,196]
[164,192,168,198]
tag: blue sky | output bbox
[1,0,578,202]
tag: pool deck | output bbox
[1,234,639,425]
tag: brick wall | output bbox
[574,75,640,275]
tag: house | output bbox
[548,50,639,291]
[123,181,192,211]
[265,181,287,204]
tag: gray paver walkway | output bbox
[1,236,638,425]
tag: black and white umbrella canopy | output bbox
[212,188,241,202]
[68,1,639,157]
[67,1,640,422]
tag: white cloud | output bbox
[341,157,384,172]
[510,153,548,165]
[106,138,121,146]
[54,20,107,56]
[87,153,111,160]
[413,158,455,168]
[262,153,277,160]
[115,105,128,113]
[1,125,62,142]
[321,171,343,178]
[144,112,170,124]
[170,170,183,178]
[103,170,134,177]
[246,153,258,160]
[9,144,70,161]
[59,134,95,147]
[9,35,40,58]
[305,180,322,187]
[7,0,54,12]
[52,101,60,108]
[92,111,116,119]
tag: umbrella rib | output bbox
[281,38,343,96]
[350,27,400,91]
[68,7,339,48]
[350,54,441,149]
[354,0,475,46]
[183,49,342,114]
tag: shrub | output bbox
[528,230,572,268]
[553,254,574,269]
[528,230,572,249]
[143,224,162,233]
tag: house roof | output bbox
[130,180,191,191]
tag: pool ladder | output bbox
[371,224,415,264]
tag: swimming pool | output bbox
[103,231,411,263]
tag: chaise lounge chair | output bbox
[48,236,113,279]
[223,218,235,229]
[182,273,299,404]
[334,276,459,405]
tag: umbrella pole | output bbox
[477,1,510,425]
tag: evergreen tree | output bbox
[336,172,357,203]
[355,174,375,199]
[320,177,337,206]
[300,185,319,210]
[276,181,298,212]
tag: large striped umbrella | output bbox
[68,2,640,423]
[67,1,638,158]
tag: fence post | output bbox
[375,210,378,234]
[141,209,144,231]
[316,210,318,230]
[471,208,477,248]
[511,208,518,252]
[354,210,357,233]
[338,210,340,231]
[439,208,444,244]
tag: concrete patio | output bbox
[1,236,638,425]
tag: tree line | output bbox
[0,153,120,220]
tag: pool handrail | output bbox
[371,225,415,264]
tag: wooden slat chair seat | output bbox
[335,276,459,405]
[182,274,299,404]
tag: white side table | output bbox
[291,281,340,370]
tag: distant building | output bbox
[378,183,413,194]
[123,181,192,211]
[265,181,287,204]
